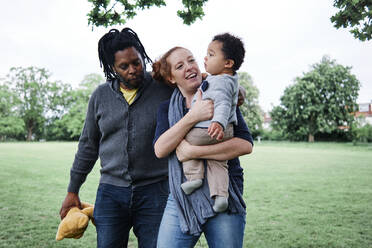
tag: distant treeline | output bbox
[1,56,370,143]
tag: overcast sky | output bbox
[1,0,371,111]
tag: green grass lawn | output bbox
[0,142,371,248]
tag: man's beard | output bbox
[115,72,143,90]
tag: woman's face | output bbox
[167,48,202,94]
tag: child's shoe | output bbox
[181,179,203,195]
[213,196,228,212]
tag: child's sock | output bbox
[213,196,228,212]
[181,179,203,195]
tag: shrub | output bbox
[352,124,372,143]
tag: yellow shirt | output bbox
[120,87,138,105]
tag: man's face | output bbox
[113,47,144,89]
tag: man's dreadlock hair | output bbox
[98,27,152,80]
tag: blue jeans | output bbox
[157,194,246,248]
[93,180,169,248]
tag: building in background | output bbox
[356,101,372,125]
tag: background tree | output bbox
[44,81,74,141]
[238,72,263,138]
[6,67,51,141]
[87,0,208,27]
[0,84,24,140]
[270,56,360,142]
[331,0,372,41]
[5,67,71,141]
[46,73,105,140]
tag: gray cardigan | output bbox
[68,72,173,193]
[193,73,238,129]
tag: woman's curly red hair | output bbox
[152,47,186,87]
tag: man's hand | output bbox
[237,85,246,107]
[208,122,224,141]
[59,192,82,220]
[189,89,214,123]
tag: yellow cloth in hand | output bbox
[56,202,94,241]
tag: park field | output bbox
[0,142,371,248]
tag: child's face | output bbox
[204,41,227,75]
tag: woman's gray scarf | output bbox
[168,88,246,236]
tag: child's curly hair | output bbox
[213,33,245,72]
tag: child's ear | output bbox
[225,59,234,69]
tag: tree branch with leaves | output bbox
[331,0,372,41]
[87,0,208,27]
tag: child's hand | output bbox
[208,122,224,141]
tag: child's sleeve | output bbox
[207,76,236,129]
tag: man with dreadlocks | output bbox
[59,28,174,247]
